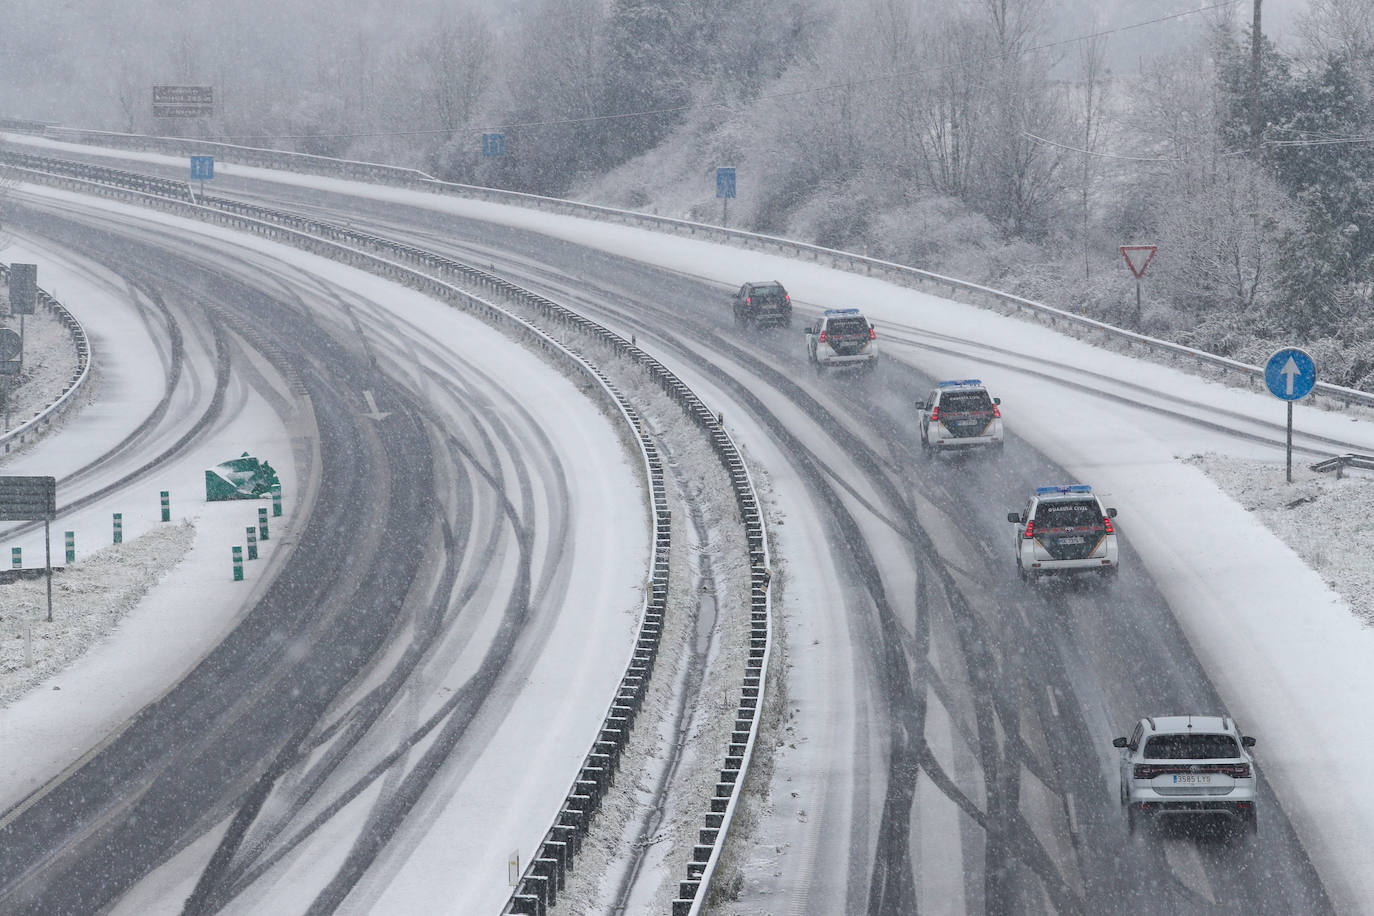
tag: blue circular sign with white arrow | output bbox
[1264,347,1316,401]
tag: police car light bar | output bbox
[823,308,861,315]
[937,379,982,387]
[1035,484,1093,495]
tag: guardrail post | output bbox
[246,526,259,560]
[232,545,243,581]
[113,512,123,544]
[161,490,171,522]
[257,506,269,541]
[65,530,74,564]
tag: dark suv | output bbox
[732,281,792,329]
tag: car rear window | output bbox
[826,317,869,336]
[1143,734,1241,760]
[751,285,785,298]
[940,392,993,412]
[1034,500,1101,528]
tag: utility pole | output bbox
[1250,0,1263,158]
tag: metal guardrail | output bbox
[1309,454,1374,477]
[0,151,770,914]
[0,263,92,454]
[17,124,1374,412]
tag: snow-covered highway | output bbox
[5,138,1374,914]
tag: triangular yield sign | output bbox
[1120,245,1157,278]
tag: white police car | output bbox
[1006,484,1118,582]
[1113,715,1259,835]
[916,379,1003,455]
[804,308,878,372]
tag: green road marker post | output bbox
[113,513,123,544]
[10,547,19,569]
[161,490,171,522]
[272,486,282,518]
[246,526,258,560]
[258,506,269,541]
[232,545,243,581]
[65,531,74,564]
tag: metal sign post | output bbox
[1120,246,1157,324]
[0,476,58,621]
[1264,347,1317,483]
[716,167,736,227]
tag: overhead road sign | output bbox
[8,263,37,315]
[1120,246,1157,278]
[1265,347,1316,401]
[153,85,214,118]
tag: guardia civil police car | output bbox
[916,379,1003,455]
[1007,484,1119,582]
[1113,715,1259,836]
[804,308,878,372]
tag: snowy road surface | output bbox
[5,137,1374,914]
[0,192,646,914]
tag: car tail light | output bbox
[1103,516,1114,534]
[929,406,939,422]
[869,326,876,339]
[1022,520,1034,539]
[818,330,827,342]
[785,294,791,302]
[745,296,752,304]
[1223,763,1251,778]
[992,404,1001,418]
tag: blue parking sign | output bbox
[716,167,736,199]
[483,133,505,156]
[190,155,214,180]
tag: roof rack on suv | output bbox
[1035,484,1093,495]
[822,308,861,316]
[937,378,983,387]
[1146,716,1157,732]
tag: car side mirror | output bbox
[1107,508,1118,518]
[993,397,1001,405]
[1112,737,1128,748]
[804,326,815,335]
[915,400,928,411]
[1007,512,1023,524]
[1242,736,1256,748]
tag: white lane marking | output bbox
[1065,791,1079,835]
[1046,684,1060,718]
[1163,838,1218,905]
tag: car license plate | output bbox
[1059,536,1084,545]
[1172,774,1213,785]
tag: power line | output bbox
[193,0,1245,145]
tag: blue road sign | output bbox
[716,167,736,199]
[482,133,505,156]
[1264,347,1316,400]
[190,155,214,180]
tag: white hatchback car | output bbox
[1007,485,1118,582]
[1114,715,1259,835]
[916,379,1003,455]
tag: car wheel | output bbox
[1127,805,1138,835]
[1243,808,1258,836]
[1017,558,1026,581]
[1101,565,1119,581]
